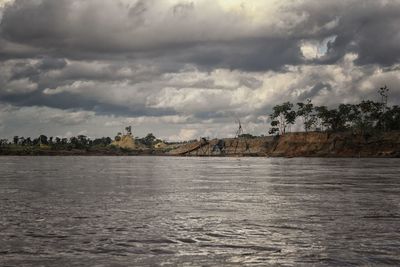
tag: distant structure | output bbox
[234,119,249,154]
[235,119,243,138]
[379,85,389,109]
[379,85,389,132]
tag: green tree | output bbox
[141,133,157,147]
[314,105,351,132]
[297,99,316,132]
[380,105,400,131]
[314,105,329,131]
[269,102,296,135]
[355,100,382,134]
[39,135,48,145]
[23,137,32,146]
[69,137,79,148]
[77,135,88,147]
[125,126,132,135]
[115,132,122,142]
[0,139,8,147]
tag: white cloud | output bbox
[172,128,199,141]
[0,0,13,7]
[38,54,399,124]
[2,78,37,94]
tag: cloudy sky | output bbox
[0,0,399,140]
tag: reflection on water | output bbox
[1,156,400,266]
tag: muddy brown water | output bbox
[1,156,400,266]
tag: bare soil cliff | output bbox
[168,131,400,157]
[271,131,400,157]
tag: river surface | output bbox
[1,156,400,266]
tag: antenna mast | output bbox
[235,119,243,137]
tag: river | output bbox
[1,156,400,266]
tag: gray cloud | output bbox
[292,0,400,66]
[0,0,399,140]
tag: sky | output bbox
[0,0,400,141]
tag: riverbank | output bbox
[0,146,155,156]
[269,131,400,157]
[1,131,400,157]
[167,131,400,158]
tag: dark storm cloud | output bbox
[1,0,399,70]
[9,61,39,81]
[0,0,399,140]
[0,0,304,69]
[292,0,400,66]
[1,86,177,118]
[38,57,67,71]
[0,0,68,48]
[179,38,303,72]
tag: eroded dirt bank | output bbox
[168,131,400,157]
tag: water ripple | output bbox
[1,156,400,266]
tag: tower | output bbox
[235,119,243,138]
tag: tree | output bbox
[115,132,122,142]
[297,99,316,132]
[39,135,48,145]
[69,137,79,148]
[125,126,132,135]
[314,105,351,132]
[77,135,88,147]
[55,137,61,145]
[314,105,329,131]
[268,121,280,135]
[25,137,32,146]
[105,137,112,145]
[269,102,296,135]
[355,100,382,134]
[337,104,359,130]
[13,136,19,145]
[0,139,8,147]
[32,138,40,146]
[340,104,360,130]
[18,137,25,146]
[93,137,113,147]
[382,105,400,131]
[238,133,256,139]
[141,133,157,147]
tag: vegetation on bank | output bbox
[0,132,172,154]
[269,86,400,137]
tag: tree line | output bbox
[0,131,168,150]
[269,86,400,136]
[0,135,113,150]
